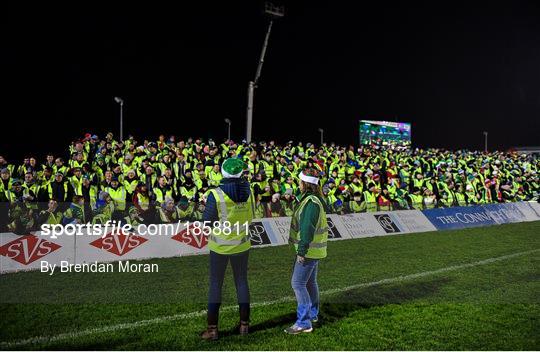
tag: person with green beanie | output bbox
[200,158,255,341]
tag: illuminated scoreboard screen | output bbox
[359,120,412,149]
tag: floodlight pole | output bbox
[246,20,274,143]
[225,118,231,141]
[246,3,284,143]
[114,97,124,142]
[483,131,488,152]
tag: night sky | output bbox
[3,1,540,160]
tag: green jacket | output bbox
[295,192,327,257]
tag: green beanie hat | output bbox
[222,158,247,178]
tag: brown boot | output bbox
[239,321,249,336]
[201,325,218,341]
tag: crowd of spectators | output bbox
[0,132,538,234]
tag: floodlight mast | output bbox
[246,2,284,143]
[114,97,124,142]
[318,128,324,145]
[224,118,232,141]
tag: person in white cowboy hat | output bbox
[285,167,329,334]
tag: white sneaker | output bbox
[284,324,313,334]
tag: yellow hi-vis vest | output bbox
[409,194,424,210]
[455,192,467,207]
[289,194,328,259]
[136,193,150,210]
[40,210,62,225]
[208,188,255,255]
[348,200,365,213]
[153,187,172,204]
[106,186,127,211]
[363,191,378,212]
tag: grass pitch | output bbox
[1,221,539,350]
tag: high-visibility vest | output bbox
[395,195,410,209]
[40,210,62,225]
[439,197,453,207]
[180,186,197,200]
[363,191,378,212]
[70,177,83,196]
[409,194,424,210]
[23,183,40,197]
[92,213,111,225]
[400,169,410,184]
[255,203,265,219]
[158,207,180,223]
[349,183,363,194]
[106,186,126,211]
[63,203,86,224]
[48,182,69,201]
[153,187,172,204]
[254,180,271,197]
[281,201,294,217]
[466,190,478,204]
[413,178,424,189]
[282,182,296,195]
[326,193,338,211]
[4,190,16,203]
[386,184,397,197]
[481,189,493,204]
[289,194,328,259]
[0,179,12,194]
[348,200,365,213]
[335,165,346,179]
[123,179,139,194]
[455,192,467,207]
[378,194,392,211]
[423,196,437,209]
[53,165,68,176]
[208,187,255,255]
[177,203,195,220]
[262,160,274,178]
[135,193,150,210]
[208,171,223,187]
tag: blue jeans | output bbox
[291,258,319,328]
[207,250,250,325]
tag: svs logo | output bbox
[90,232,148,256]
[172,225,208,249]
[0,235,61,265]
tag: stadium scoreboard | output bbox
[359,120,412,149]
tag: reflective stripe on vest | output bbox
[410,194,423,209]
[48,183,69,201]
[363,191,377,212]
[208,187,254,255]
[209,234,249,246]
[107,187,126,210]
[289,238,327,248]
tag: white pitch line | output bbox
[1,248,538,348]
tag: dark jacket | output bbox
[202,178,252,223]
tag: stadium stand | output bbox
[0,133,538,234]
